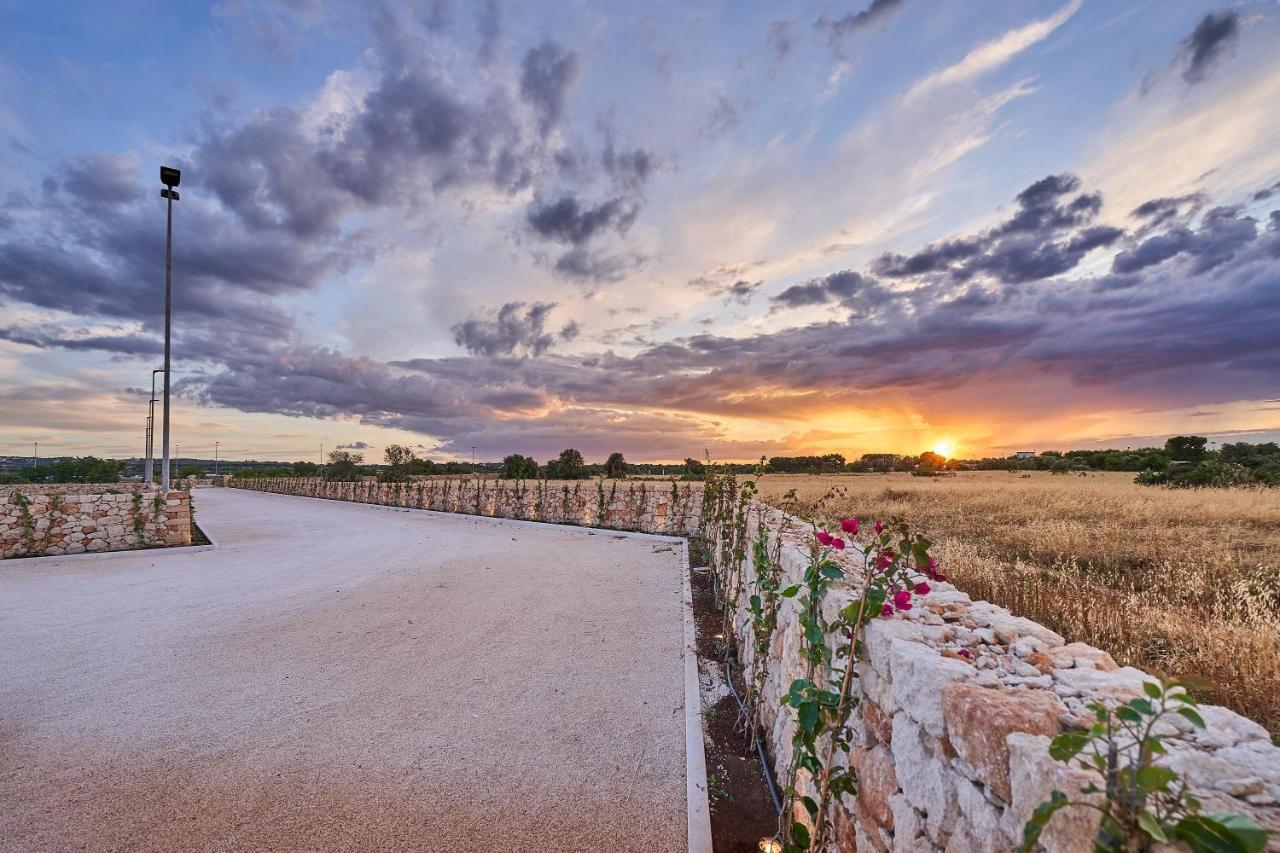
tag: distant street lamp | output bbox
[145,368,164,483]
[159,165,180,491]
[215,440,219,477]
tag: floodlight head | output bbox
[160,166,181,187]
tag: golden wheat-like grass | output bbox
[754,471,1280,737]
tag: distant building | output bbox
[1014,450,1036,459]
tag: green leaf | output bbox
[1116,706,1142,724]
[1173,813,1269,853]
[1137,810,1170,842]
[1048,732,1089,763]
[1135,765,1176,792]
[797,701,821,734]
[780,585,800,598]
[1176,706,1207,728]
[790,821,811,848]
[1142,680,1163,699]
[1128,697,1156,716]
[820,564,844,580]
[1020,790,1069,852]
[801,795,819,817]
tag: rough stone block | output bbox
[941,683,1064,803]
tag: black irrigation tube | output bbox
[723,657,785,817]
[696,540,784,815]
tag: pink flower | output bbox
[956,648,972,659]
[816,531,833,546]
[839,517,859,535]
[831,537,845,550]
[893,590,913,611]
[914,582,931,595]
[874,549,895,571]
[874,521,885,534]
[880,603,893,618]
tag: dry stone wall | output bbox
[1,484,192,559]
[226,476,1279,850]
[228,477,703,536]
[706,501,1280,852]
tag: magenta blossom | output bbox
[893,590,913,611]
[839,517,859,535]
[874,521,885,534]
[914,582,931,595]
[816,530,834,546]
[880,603,893,618]
[831,537,845,550]
[956,648,972,659]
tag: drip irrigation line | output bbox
[723,657,784,817]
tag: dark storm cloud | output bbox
[59,153,142,206]
[520,41,582,135]
[724,280,761,305]
[1130,193,1204,229]
[0,325,162,355]
[871,173,1121,286]
[773,270,875,309]
[1112,207,1257,274]
[1180,11,1239,84]
[816,0,908,45]
[336,441,370,449]
[526,195,639,245]
[451,301,561,356]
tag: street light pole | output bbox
[159,166,181,492]
[215,441,219,477]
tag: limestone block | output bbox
[892,713,958,843]
[1002,733,1100,852]
[890,639,974,737]
[942,684,1065,803]
[1044,642,1118,672]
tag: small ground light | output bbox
[758,839,783,853]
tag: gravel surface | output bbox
[0,488,688,852]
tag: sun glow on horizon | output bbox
[931,438,957,459]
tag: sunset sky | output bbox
[1,0,1278,463]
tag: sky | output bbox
[1,0,1279,464]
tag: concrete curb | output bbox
[681,537,714,853]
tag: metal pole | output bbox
[146,368,163,483]
[215,441,219,477]
[161,190,173,492]
[33,441,37,472]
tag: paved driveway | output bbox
[1,488,690,852]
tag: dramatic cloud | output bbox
[451,301,567,357]
[519,40,582,135]
[870,173,1122,285]
[526,195,638,246]
[1180,11,1239,85]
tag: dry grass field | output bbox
[753,471,1280,737]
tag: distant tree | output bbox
[1164,435,1208,462]
[545,448,589,480]
[291,461,318,476]
[766,454,846,474]
[381,444,416,482]
[408,457,438,475]
[603,452,628,479]
[325,450,363,482]
[26,456,124,484]
[177,465,203,479]
[682,457,706,481]
[916,451,946,474]
[500,453,540,479]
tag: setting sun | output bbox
[931,439,957,459]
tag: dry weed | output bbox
[755,471,1280,736]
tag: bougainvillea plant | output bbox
[1022,678,1269,853]
[777,514,941,853]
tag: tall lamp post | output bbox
[159,166,180,492]
[214,441,220,477]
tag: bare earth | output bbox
[0,489,688,852]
